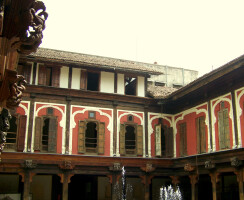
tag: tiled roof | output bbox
[147,84,178,98]
[28,48,163,75]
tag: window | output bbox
[78,120,105,154]
[155,82,166,87]
[119,123,143,156]
[34,116,58,153]
[5,115,27,152]
[173,84,183,89]
[45,67,52,86]
[179,122,187,157]
[218,105,230,150]
[85,122,98,153]
[5,116,17,150]
[87,72,100,91]
[38,64,60,87]
[155,123,173,158]
[88,111,96,119]
[125,125,136,155]
[196,116,206,154]
[125,76,137,95]
[127,115,134,122]
[17,62,32,84]
[80,71,100,91]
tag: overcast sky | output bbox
[41,0,244,77]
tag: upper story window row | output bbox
[17,62,146,97]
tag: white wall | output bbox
[117,73,124,95]
[71,68,81,89]
[60,66,69,88]
[137,76,145,97]
[100,71,114,93]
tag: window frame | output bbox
[124,74,137,96]
[78,119,105,155]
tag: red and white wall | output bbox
[70,105,113,156]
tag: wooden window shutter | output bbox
[179,123,187,156]
[155,124,162,157]
[137,125,143,156]
[38,64,46,85]
[78,121,86,153]
[80,70,87,90]
[218,110,225,149]
[196,116,206,154]
[24,63,32,84]
[17,64,24,75]
[120,124,125,156]
[17,115,27,151]
[223,109,230,148]
[98,122,105,154]
[196,117,200,154]
[48,117,58,153]
[52,67,60,87]
[199,116,206,153]
[167,127,174,157]
[34,117,42,151]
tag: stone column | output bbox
[189,174,198,200]
[234,170,244,200]
[209,172,220,200]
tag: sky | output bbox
[41,0,244,77]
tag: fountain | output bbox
[159,185,182,200]
[121,166,126,200]
[113,166,133,200]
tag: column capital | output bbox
[209,172,221,184]
[58,173,74,184]
[189,174,198,185]
[170,176,180,185]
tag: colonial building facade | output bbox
[0,48,244,200]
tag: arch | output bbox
[174,105,209,156]
[70,106,113,155]
[235,88,244,147]
[32,103,66,154]
[148,113,173,157]
[211,95,235,151]
[116,110,144,156]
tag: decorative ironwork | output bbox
[205,160,215,169]
[141,163,156,173]
[231,157,242,168]
[109,162,121,171]
[22,160,37,168]
[59,161,75,170]
[184,163,195,172]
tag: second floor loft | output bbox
[18,48,198,98]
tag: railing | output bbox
[85,137,97,153]
[5,131,17,150]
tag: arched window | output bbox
[125,125,136,154]
[34,116,57,153]
[42,118,50,151]
[85,122,98,153]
